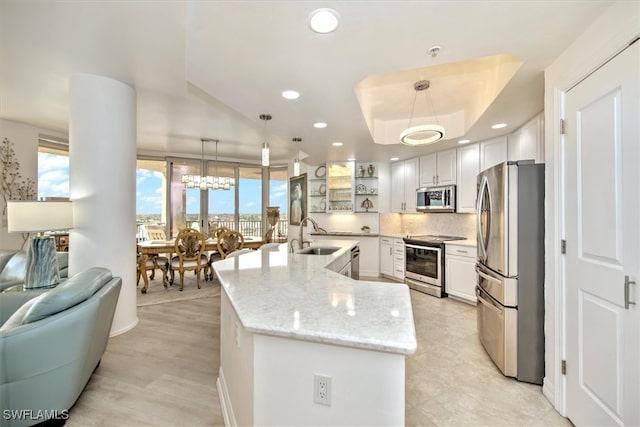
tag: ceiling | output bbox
[0,1,612,166]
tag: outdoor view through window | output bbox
[38,151,289,241]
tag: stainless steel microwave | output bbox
[416,185,456,212]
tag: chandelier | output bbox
[181,138,235,190]
[400,80,445,146]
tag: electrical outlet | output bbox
[313,374,331,406]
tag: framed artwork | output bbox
[289,173,307,225]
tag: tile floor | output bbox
[67,281,570,426]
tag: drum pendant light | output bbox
[400,80,445,146]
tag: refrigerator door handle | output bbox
[476,287,503,315]
[476,175,490,261]
[476,265,502,285]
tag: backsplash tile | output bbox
[403,213,476,239]
[379,212,476,239]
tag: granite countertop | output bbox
[213,239,417,355]
[310,231,379,237]
[446,239,477,247]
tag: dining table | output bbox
[136,236,264,293]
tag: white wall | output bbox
[543,0,639,414]
[0,119,40,249]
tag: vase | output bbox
[358,165,365,178]
[266,206,280,228]
[367,164,375,177]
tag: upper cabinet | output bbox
[456,143,480,213]
[391,158,418,213]
[479,136,508,172]
[418,148,456,187]
[508,113,544,163]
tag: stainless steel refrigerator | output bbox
[476,160,545,385]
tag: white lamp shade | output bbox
[7,201,73,233]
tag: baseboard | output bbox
[109,317,138,337]
[217,367,236,427]
[542,377,556,410]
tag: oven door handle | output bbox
[475,265,502,285]
[476,287,503,315]
[406,243,440,251]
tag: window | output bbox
[269,167,289,241]
[38,143,69,199]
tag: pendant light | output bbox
[399,80,445,146]
[181,138,235,190]
[260,114,272,166]
[293,137,301,176]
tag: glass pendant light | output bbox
[260,114,272,167]
[293,137,301,176]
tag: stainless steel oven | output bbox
[403,235,465,298]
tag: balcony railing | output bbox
[137,218,288,241]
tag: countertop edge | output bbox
[216,240,417,356]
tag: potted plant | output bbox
[360,225,371,234]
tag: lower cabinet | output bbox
[445,244,477,304]
[393,238,405,281]
[380,236,404,281]
[380,237,394,278]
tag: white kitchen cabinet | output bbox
[479,136,508,172]
[445,243,477,304]
[393,238,405,281]
[390,158,418,213]
[418,148,456,187]
[380,236,394,278]
[508,113,544,163]
[456,143,480,213]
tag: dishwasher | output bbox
[350,245,360,280]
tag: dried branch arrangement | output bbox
[1,137,36,216]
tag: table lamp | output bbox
[7,200,73,289]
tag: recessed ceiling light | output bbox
[390,157,399,161]
[313,122,327,129]
[281,90,300,100]
[309,8,340,34]
[347,157,356,161]
[458,139,471,144]
[491,123,507,129]
[332,141,343,147]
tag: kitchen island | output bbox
[213,240,417,426]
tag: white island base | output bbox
[217,292,406,426]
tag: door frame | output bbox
[544,3,639,415]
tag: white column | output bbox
[69,74,138,336]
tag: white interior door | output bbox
[564,40,639,426]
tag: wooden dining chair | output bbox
[217,230,245,259]
[169,228,208,291]
[136,251,169,293]
[205,226,231,280]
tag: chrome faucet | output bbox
[296,217,326,250]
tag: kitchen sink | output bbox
[297,246,341,255]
